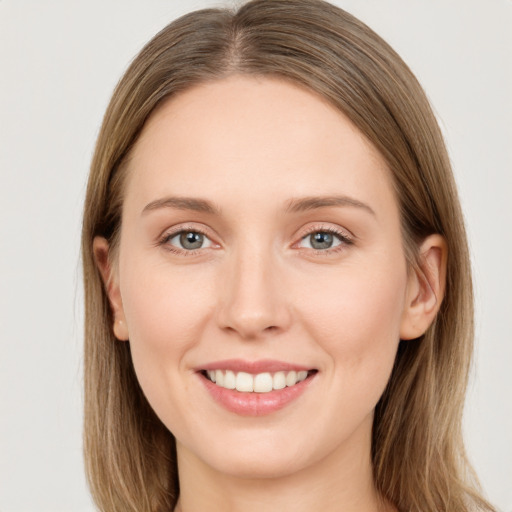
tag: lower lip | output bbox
[199,373,316,416]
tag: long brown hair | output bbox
[82,1,495,510]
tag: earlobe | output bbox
[400,234,447,340]
[93,236,129,341]
[113,318,129,341]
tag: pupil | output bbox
[180,232,203,250]
[310,232,333,250]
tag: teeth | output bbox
[236,372,254,392]
[273,371,286,390]
[224,370,236,390]
[297,370,308,381]
[205,369,310,393]
[254,372,273,393]
[286,371,297,387]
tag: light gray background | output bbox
[1,1,510,510]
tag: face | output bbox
[102,76,420,479]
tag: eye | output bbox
[297,230,349,251]
[164,230,213,251]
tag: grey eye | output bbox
[310,232,333,249]
[168,231,212,250]
[299,231,343,250]
[180,232,204,250]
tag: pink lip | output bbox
[196,360,317,417]
[197,359,312,374]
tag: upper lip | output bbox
[196,359,315,374]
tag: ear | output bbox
[93,236,129,341]
[400,234,447,340]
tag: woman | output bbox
[81,0,496,510]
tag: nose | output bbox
[216,245,292,340]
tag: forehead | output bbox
[124,75,395,215]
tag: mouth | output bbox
[200,369,317,393]
[196,359,318,415]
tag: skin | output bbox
[95,75,446,512]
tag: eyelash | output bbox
[158,226,213,256]
[157,225,353,256]
[295,226,353,255]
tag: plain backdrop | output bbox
[0,1,511,510]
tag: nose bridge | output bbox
[217,238,290,338]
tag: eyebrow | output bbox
[285,195,376,215]
[142,196,219,215]
[141,194,375,217]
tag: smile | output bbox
[203,369,312,393]
[197,360,318,416]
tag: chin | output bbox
[178,422,345,481]
[205,448,312,480]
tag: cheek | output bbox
[295,258,407,392]
[118,257,215,388]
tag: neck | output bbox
[174,417,393,512]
